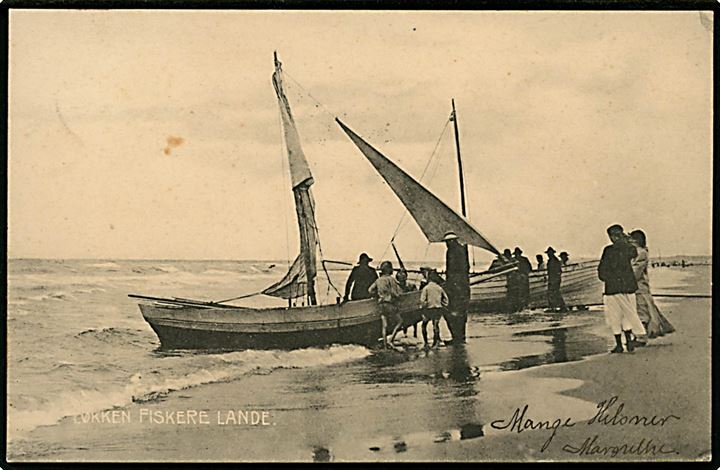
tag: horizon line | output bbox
[6,254,712,262]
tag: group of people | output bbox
[343,223,675,353]
[598,224,675,353]
[488,246,570,313]
[343,231,469,349]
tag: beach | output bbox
[6,261,710,462]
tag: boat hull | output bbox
[137,262,602,350]
[470,260,603,312]
[138,290,422,350]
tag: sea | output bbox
[6,258,705,460]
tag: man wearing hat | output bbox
[545,247,568,312]
[598,224,646,353]
[513,247,532,310]
[443,231,470,344]
[343,253,378,302]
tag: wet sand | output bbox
[407,265,712,462]
[8,266,710,462]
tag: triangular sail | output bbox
[263,55,318,303]
[336,118,499,255]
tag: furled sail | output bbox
[263,55,318,303]
[336,118,499,255]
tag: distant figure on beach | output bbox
[536,254,546,271]
[598,224,647,353]
[369,261,403,349]
[343,253,378,302]
[559,252,570,266]
[629,230,675,338]
[420,269,449,348]
[513,247,532,310]
[443,231,470,344]
[545,247,568,313]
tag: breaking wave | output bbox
[8,344,370,436]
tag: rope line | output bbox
[379,117,452,263]
[284,71,338,121]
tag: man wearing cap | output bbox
[598,224,646,353]
[443,231,470,344]
[343,253,378,302]
[545,247,568,313]
[369,261,403,349]
[559,252,570,266]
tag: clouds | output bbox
[8,10,712,260]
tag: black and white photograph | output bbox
[5,8,713,462]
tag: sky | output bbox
[8,10,713,265]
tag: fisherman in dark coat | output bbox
[443,231,470,344]
[503,248,522,312]
[343,253,378,302]
[513,247,532,310]
[598,224,646,353]
[545,247,568,313]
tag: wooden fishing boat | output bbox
[469,261,602,313]
[133,291,422,350]
[131,54,449,351]
[133,53,602,351]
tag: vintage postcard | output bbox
[5,8,713,462]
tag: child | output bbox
[420,269,449,348]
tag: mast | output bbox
[451,99,473,269]
[451,99,467,217]
[264,52,318,306]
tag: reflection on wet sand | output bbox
[339,311,607,456]
[500,325,608,371]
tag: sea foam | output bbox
[8,344,370,437]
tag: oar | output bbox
[128,294,244,308]
[469,266,518,286]
[323,259,427,274]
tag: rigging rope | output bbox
[284,71,338,121]
[379,117,452,263]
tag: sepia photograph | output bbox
[5,8,713,462]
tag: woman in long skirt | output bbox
[630,230,675,338]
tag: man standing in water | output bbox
[443,231,470,344]
[369,261,403,349]
[598,224,647,353]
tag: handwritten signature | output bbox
[490,395,680,453]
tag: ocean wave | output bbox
[202,269,241,276]
[87,262,122,270]
[28,291,75,302]
[8,344,370,436]
[75,327,152,348]
[72,287,107,295]
[153,265,179,273]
